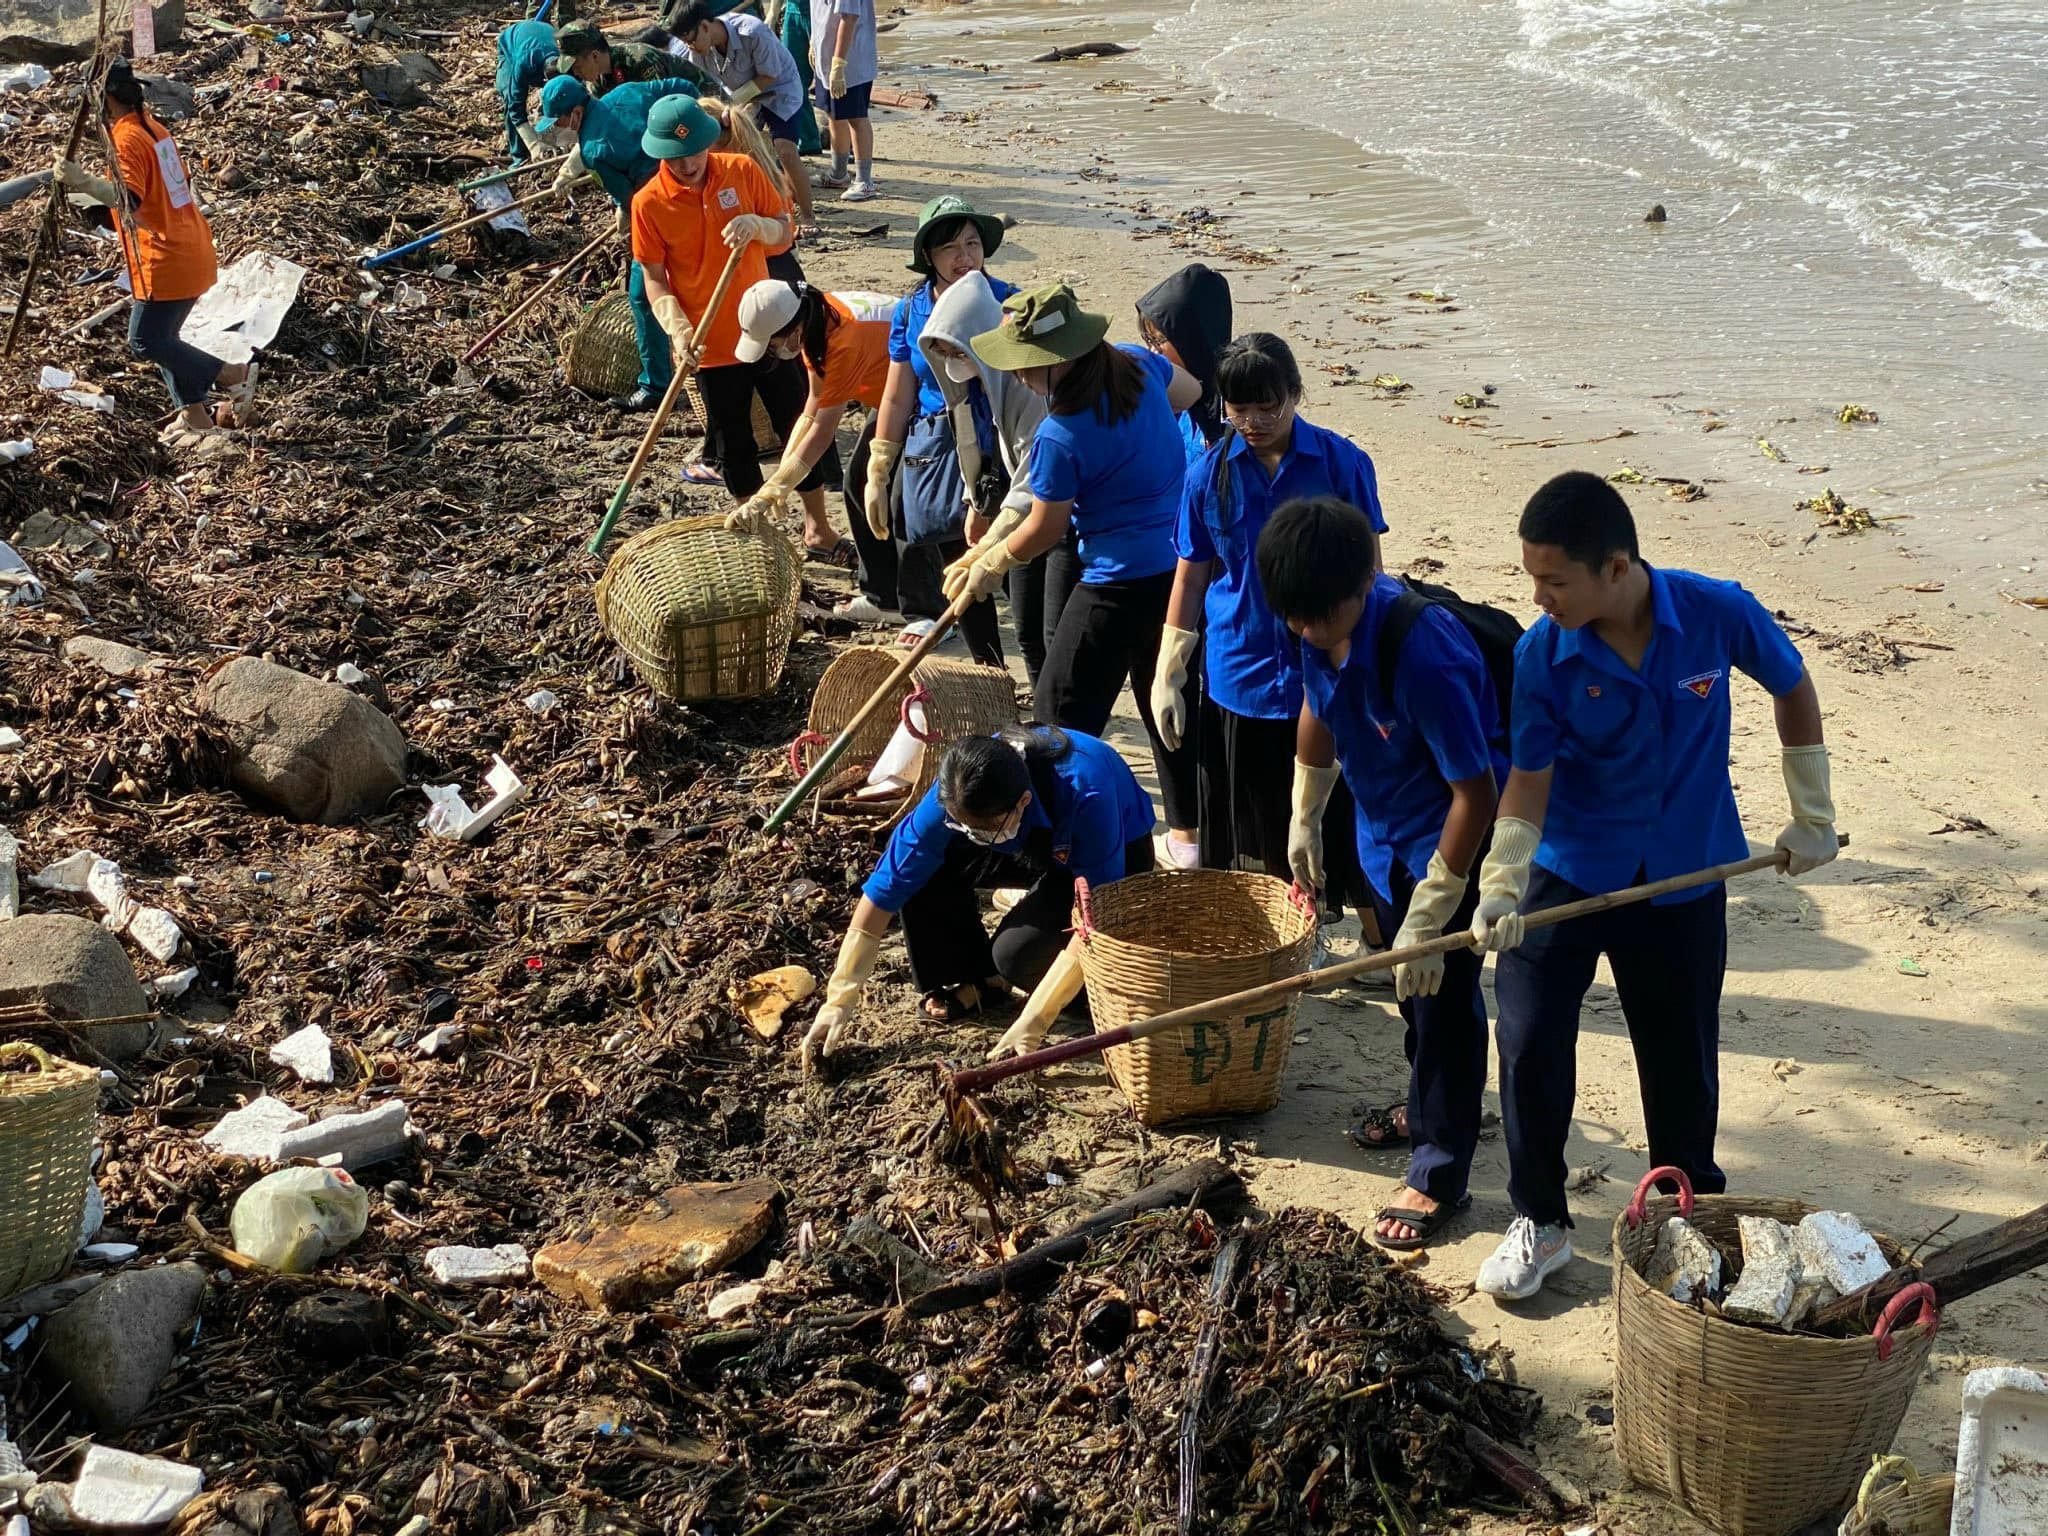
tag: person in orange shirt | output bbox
[629,95,810,515]
[52,62,254,448]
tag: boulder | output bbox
[198,656,407,823]
[0,912,151,1055]
[0,0,184,67]
[61,634,165,679]
[39,1261,206,1430]
[360,47,444,109]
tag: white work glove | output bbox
[552,147,588,192]
[1287,759,1340,895]
[863,438,902,541]
[827,55,849,99]
[1776,745,1837,876]
[988,939,1086,1059]
[1151,623,1198,752]
[725,446,810,534]
[961,540,1020,602]
[941,507,1023,603]
[801,926,880,1076]
[652,294,700,368]
[1390,851,1468,1002]
[516,123,545,158]
[52,155,118,205]
[724,499,769,535]
[1469,816,1541,953]
[721,213,782,250]
[729,81,762,106]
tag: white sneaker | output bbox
[832,594,897,625]
[841,178,878,203]
[1161,834,1201,871]
[1474,1217,1572,1300]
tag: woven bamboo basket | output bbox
[789,646,1019,830]
[0,1041,99,1295]
[595,516,803,702]
[682,373,783,458]
[564,292,644,399]
[1612,1167,1940,1536]
[1074,869,1316,1127]
[1836,1458,1953,1536]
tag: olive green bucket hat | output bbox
[909,194,1006,276]
[969,283,1110,373]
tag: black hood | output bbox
[1136,263,1233,444]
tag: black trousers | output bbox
[1041,535,1083,664]
[1004,549,1052,689]
[1494,865,1729,1228]
[694,356,836,500]
[129,297,223,410]
[1366,851,1490,1208]
[900,835,1156,994]
[1197,700,1365,910]
[1035,569,1199,832]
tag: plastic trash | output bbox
[0,826,18,919]
[229,1166,369,1273]
[268,1023,334,1084]
[0,541,42,606]
[61,1445,202,1527]
[272,1099,412,1169]
[58,389,114,414]
[152,965,199,998]
[36,365,74,391]
[334,662,367,685]
[422,755,528,842]
[203,1095,309,1160]
[866,700,928,789]
[523,689,557,713]
[125,906,184,962]
[0,727,20,754]
[0,63,53,91]
[1793,1210,1890,1294]
[0,440,30,462]
[32,848,96,892]
[1650,1216,1723,1304]
[424,1244,530,1287]
[1721,1216,1799,1327]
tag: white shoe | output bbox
[832,594,897,625]
[1474,1217,1572,1300]
[1161,834,1200,871]
[991,887,1024,915]
[841,178,878,203]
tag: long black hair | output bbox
[104,59,147,115]
[937,725,1070,819]
[1209,332,1306,526]
[777,283,837,377]
[1049,341,1145,428]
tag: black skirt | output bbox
[1196,695,1367,913]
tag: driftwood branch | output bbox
[1029,43,1133,63]
[1810,1200,2048,1330]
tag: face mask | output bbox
[943,354,980,384]
[947,803,1023,846]
[771,341,800,362]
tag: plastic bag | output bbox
[229,1166,369,1273]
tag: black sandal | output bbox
[805,537,859,571]
[921,984,984,1022]
[1348,1102,1410,1151]
[1371,1193,1471,1253]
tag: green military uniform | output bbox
[551,34,714,98]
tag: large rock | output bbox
[0,0,184,66]
[198,656,407,824]
[61,634,165,679]
[39,1262,206,1430]
[0,913,151,1056]
[535,1179,780,1312]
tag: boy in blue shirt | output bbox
[1468,471,1837,1299]
[1256,496,1506,1250]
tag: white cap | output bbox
[733,279,803,363]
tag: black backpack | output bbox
[1374,578,1523,736]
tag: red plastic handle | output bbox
[1072,877,1095,941]
[1624,1165,1695,1229]
[899,683,939,743]
[1286,881,1318,926]
[1872,1281,1938,1361]
[787,730,827,779]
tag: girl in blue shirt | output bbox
[800,726,1156,1073]
[1153,334,1384,904]
[947,284,1203,856]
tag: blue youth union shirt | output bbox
[861,730,1157,912]
[1301,573,1505,902]
[889,275,1019,418]
[1510,565,1806,905]
[1175,417,1387,721]
[1028,345,1184,586]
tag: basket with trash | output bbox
[1611,1166,1940,1536]
[1835,1457,1953,1536]
[1072,869,1317,1127]
[0,1041,100,1295]
[786,646,1019,829]
[595,515,803,703]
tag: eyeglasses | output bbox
[944,809,1022,846]
[1224,402,1289,429]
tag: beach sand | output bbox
[786,12,2048,1528]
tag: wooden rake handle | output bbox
[461,227,614,364]
[947,836,1848,1096]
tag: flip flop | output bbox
[897,618,937,648]
[680,461,725,486]
[804,537,857,570]
[226,357,260,425]
[1371,1193,1472,1253]
[795,219,823,241]
[1348,1101,1410,1151]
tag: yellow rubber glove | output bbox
[1390,851,1468,1002]
[52,155,118,205]
[1287,759,1339,894]
[827,55,849,99]
[941,507,1024,603]
[516,124,546,159]
[1150,623,1198,752]
[988,937,1085,1059]
[726,435,814,533]
[801,926,880,1076]
[552,148,588,193]
[729,81,763,106]
[1776,745,1837,876]
[721,212,782,250]
[961,540,1020,602]
[1468,816,1541,953]
[864,438,903,541]
[652,294,688,341]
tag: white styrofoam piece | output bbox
[152,964,199,998]
[65,1445,202,1527]
[126,905,184,962]
[1794,1210,1891,1295]
[1722,1216,1799,1327]
[272,1099,412,1169]
[268,1023,334,1084]
[1953,1366,2048,1536]
[85,855,134,926]
[36,366,75,391]
[0,826,18,919]
[202,1096,309,1160]
[422,755,528,842]
[417,1023,462,1056]
[31,849,96,892]
[423,1244,529,1287]
[0,728,20,754]
[1651,1216,1723,1304]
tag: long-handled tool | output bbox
[460,228,614,364]
[457,155,568,195]
[360,175,593,269]
[4,0,111,356]
[586,242,747,557]
[762,589,979,831]
[938,839,1849,1138]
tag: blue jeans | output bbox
[128,297,223,410]
[626,260,672,396]
[1494,866,1728,1228]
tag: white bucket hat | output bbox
[734,279,804,364]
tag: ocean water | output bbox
[896,0,2048,574]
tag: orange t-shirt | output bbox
[111,112,217,303]
[630,152,791,369]
[811,293,890,409]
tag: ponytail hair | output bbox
[104,60,147,114]
[937,724,1071,819]
[791,284,837,378]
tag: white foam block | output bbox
[66,1446,202,1527]
[202,1096,308,1161]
